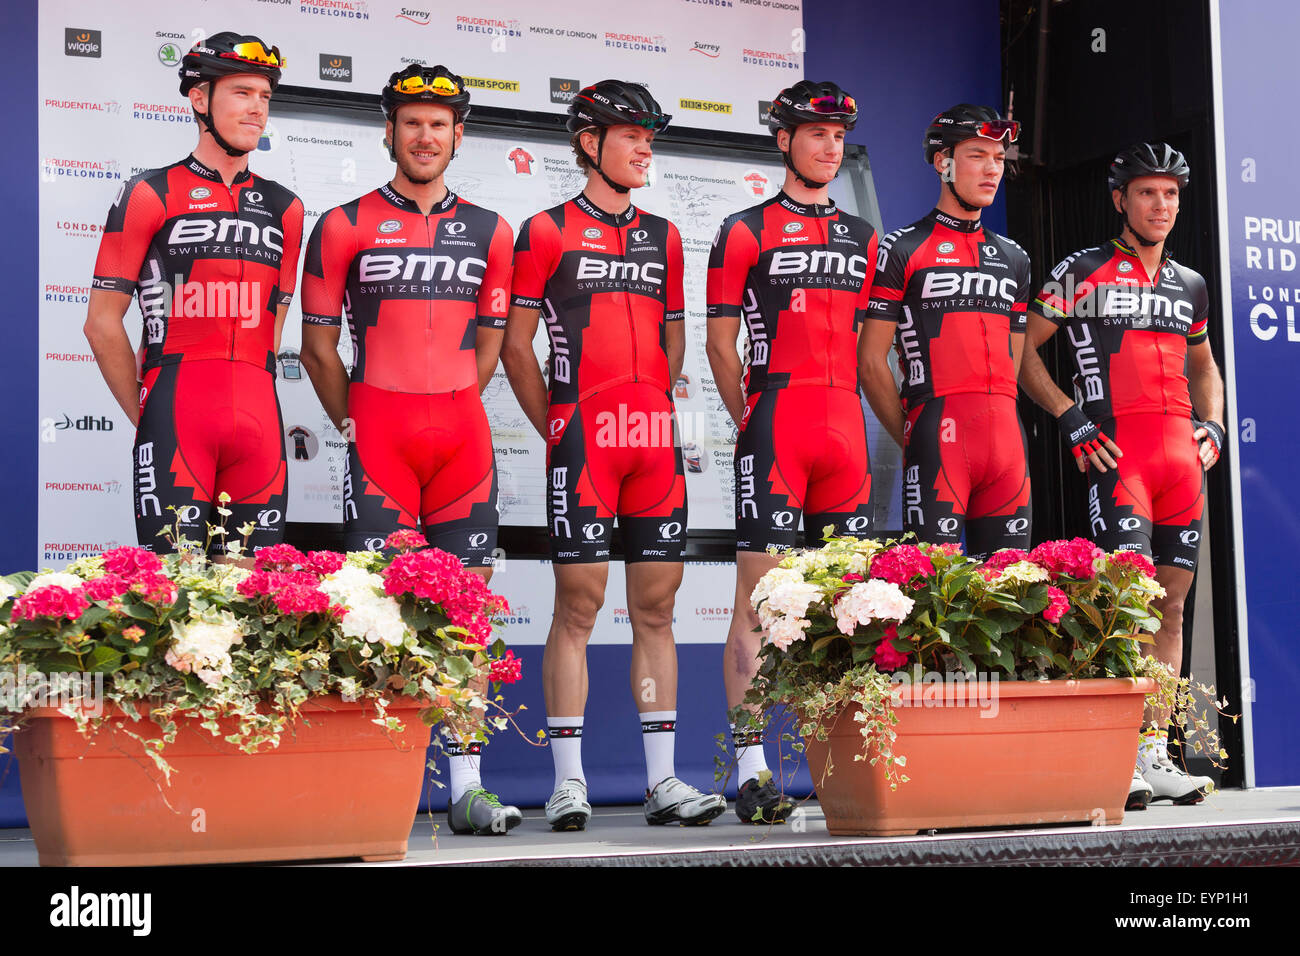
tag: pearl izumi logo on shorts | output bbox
[65,29,102,58]
[319,54,353,83]
[550,78,581,104]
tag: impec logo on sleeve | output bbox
[319,54,353,83]
[464,75,520,93]
[679,97,732,115]
[65,28,102,58]
[550,77,580,105]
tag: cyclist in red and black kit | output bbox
[299,64,520,837]
[706,80,875,824]
[1019,143,1224,807]
[501,80,723,830]
[85,33,302,557]
[861,104,1033,559]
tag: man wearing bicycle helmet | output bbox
[503,80,724,830]
[707,81,877,824]
[85,32,303,558]
[1019,143,1223,808]
[300,63,519,836]
[860,104,1033,558]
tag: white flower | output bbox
[767,615,811,651]
[833,579,915,635]
[0,579,17,603]
[166,616,244,686]
[25,572,85,594]
[993,561,1049,585]
[750,567,805,611]
[321,565,412,647]
[762,579,824,622]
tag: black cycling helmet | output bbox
[1108,142,1189,191]
[567,80,670,194]
[1108,142,1189,247]
[767,80,857,190]
[923,103,1019,212]
[178,32,284,157]
[380,64,471,162]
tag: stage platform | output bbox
[1,787,1297,867]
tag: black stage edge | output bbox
[451,820,1300,867]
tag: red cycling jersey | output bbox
[867,207,1031,404]
[93,154,304,374]
[707,191,878,393]
[1032,238,1210,421]
[300,184,513,394]
[511,192,684,405]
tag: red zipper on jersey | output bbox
[971,231,991,392]
[819,216,832,387]
[619,223,639,384]
[226,181,243,361]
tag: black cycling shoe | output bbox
[735,775,794,825]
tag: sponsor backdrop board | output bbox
[1211,0,1300,786]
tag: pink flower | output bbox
[1029,538,1105,581]
[978,548,1030,581]
[382,549,467,603]
[102,546,163,578]
[925,542,963,557]
[1109,549,1157,578]
[842,572,864,583]
[872,623,910,671]
[129,572,177,605]
[11,585,89,622]
[304,550,345,577]
[869,545,935,586]
[253,543,308,573]
[271,583,332,617]
[384,529,429,553]
[489,649,523,684]
[1044,586,1070,623]
[82,573,132,602]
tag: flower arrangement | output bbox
[0,514,520,780]
[742,534,1227,789]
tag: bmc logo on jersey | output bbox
[576,257,664,285]
[769,249,869,278]
[358,253,487,284]
[167,218,284,254]
[920,271,1018,304]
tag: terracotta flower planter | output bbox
[15,695,431,866]
[803,677,1155,836]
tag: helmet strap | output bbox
[781,127,832,189]
[193,81,252,158]
[942,148,981,213]
[593,127,631,195]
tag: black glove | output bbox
[1193,418,1225,465]
[1056,405,1111,462]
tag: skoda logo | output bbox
[1180,530,1201,545]
[469,532,488,548]
[772,511,794,528]
[983,243,998,257]
[583,226,602,240]
[937,241,955,254]
[937,517,959,534]
[583,522,605,540]
[445,221,467,235]
[832,223,850,236]
[1118,261,1134,273]
[845,515,870,532]
[632,229,649,242]
[1118,517,1142,531]
[1005,517,1029,534]
[658,521,682,539]
[783,222,803,234]
[189,186,211,200]
[245,191,263,204]
[378,219,402,234]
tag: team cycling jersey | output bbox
[867,208,1031,405]
[300,185,513,394]
[706,191,878,393]
[93,154,303,374]
[1032,238,1210,421]
[511,193,684,404]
